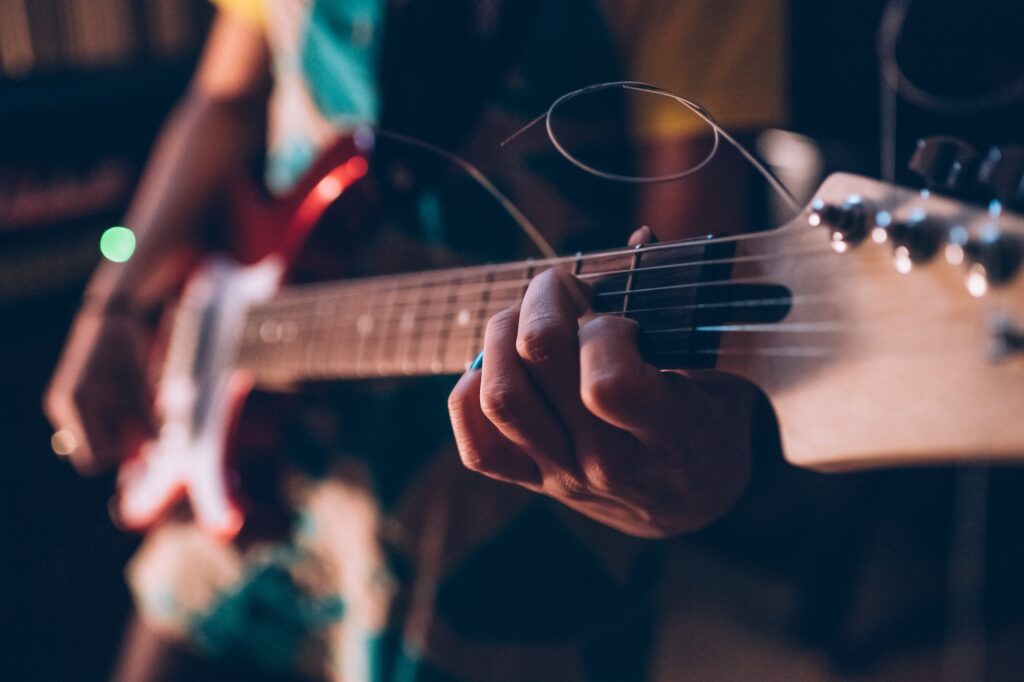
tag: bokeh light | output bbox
[100,226,136,263]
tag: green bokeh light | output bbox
[100,226,136,263]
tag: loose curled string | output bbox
[368,127,558,258]
[371,82,806,258]
[502,81,803,217]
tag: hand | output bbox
[448,230,755,538]
[43,303,157,474]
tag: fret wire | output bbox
[353,283,375,376]
[434,276,460,374]
[398,272,427,374]
[622,243,641,314]
[311,299,331,376]
[375,279,399,374]
[520,258,535,302]
[469,266,496,364]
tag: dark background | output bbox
[2,1,1023,680]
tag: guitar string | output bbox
[242,292,982,375]
[252,241,860,324]
[239,293,834,376]
[271,348,841,380]
[245,251,909,335]
[251,333,987,380]
[264,242,836,312]
[248,309,980,354]
[247,307,988,374]
[242,291,988,378]
[242,271,907,351]
[264,223,818,304]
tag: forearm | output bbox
[87,13,269,309]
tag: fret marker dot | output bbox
[357,314,375,336]
[431,360,443,373]
[457,309,471,327]
[260,320,283,343]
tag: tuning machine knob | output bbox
[954,228,1023,297]
[909,136,979,197]
[976,146,1024,212]
[874,211,945,273]
[809,196,874,252]
[990,315,1024,361]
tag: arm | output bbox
[44,13,271,473]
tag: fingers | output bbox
[628,225,655,247]
[579,314,711,452]
[44,386,95,471]
[43,317,157,474]
[515,269,602,443]
[448,369,542,485]
[479,306,576,473]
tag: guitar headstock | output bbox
[722,173,1024,471]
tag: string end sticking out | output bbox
[503,81,803,218]
[371,128,556,259]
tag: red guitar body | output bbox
[115,136,371,540]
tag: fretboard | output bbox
[235,237,787,386]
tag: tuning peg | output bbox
[883,212,945,274]
[809,196,874,252]
[909,136,979,196]
[976,145,1024,212]
[990,315,1024,361]
[961,228,1023,297]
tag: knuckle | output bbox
[479,381,521,428]
[70,383,91,409]
[447,384,469,420]
[546,470,589,499]
[583,461,614,493]
[525,269,591,311]
[581,369,631,414]
[458,450,489,473]
[526,268,561,294]
[42,387,62,420]
[486,306,519,338]
[581,454,628,494]
[585,313,634,337]
[516,319,574,365]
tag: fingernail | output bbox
[469,351,484,371]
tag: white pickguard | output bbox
[116,255,284,538]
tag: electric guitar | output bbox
[114,136,1024,540]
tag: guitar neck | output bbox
[235,235,787,386]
